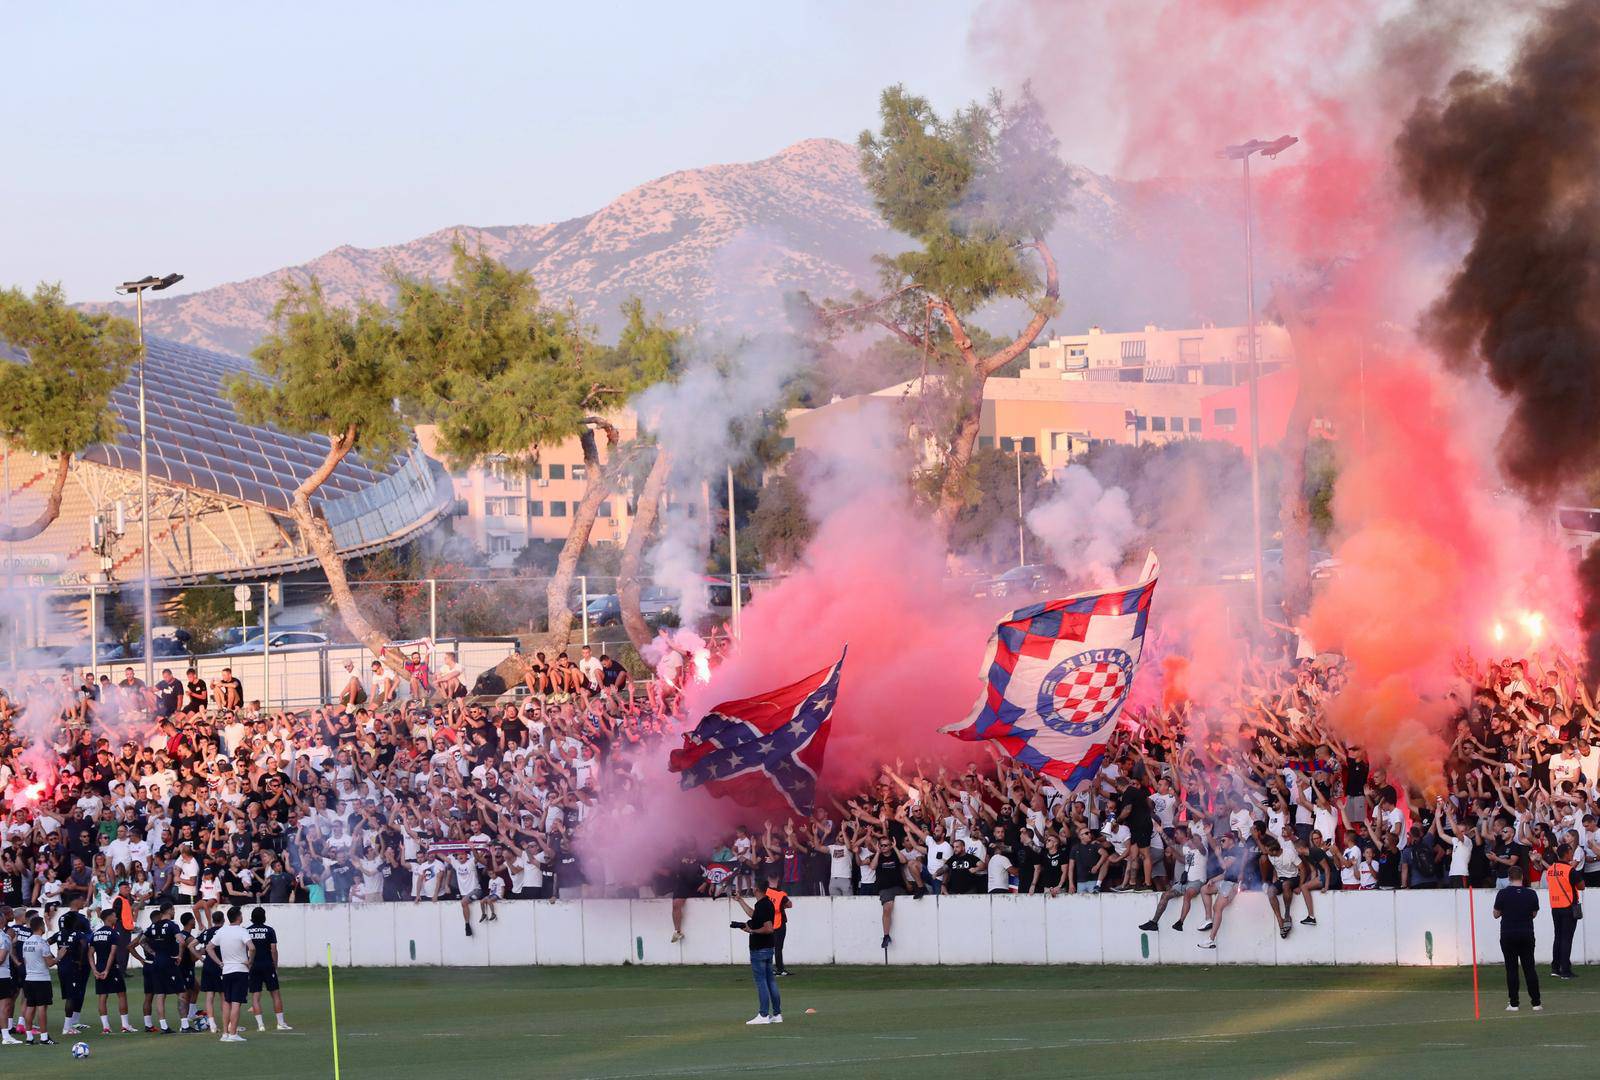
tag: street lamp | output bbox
[1217,136,1296,625]
[114,272,183,682]
[1013,443,1026,568]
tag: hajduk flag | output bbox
[943,553,1159,785]
[667,648,844,815]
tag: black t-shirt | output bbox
[1119,786,1152,831]
[247,924,278,972]
[1071,841,1101,883]
[1038,849,1068,889]
[184,678,208,709]
[265,872,295,904]
[747,896,776,951]
[875,848,903,890]
[91,927,124,972]
[1495,885,1540,934]
[154,680,182,716]
[945,852,981,894]
[1345,759,1370,797]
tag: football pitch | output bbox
[15,965,1599,1080]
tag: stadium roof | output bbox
[93,337,399,512]
[0,334,409,513]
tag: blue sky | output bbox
[2,1,993,301]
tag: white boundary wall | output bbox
[257,890,1593,967]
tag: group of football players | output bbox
[0,897,290,1046]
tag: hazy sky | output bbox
[3,2,993,302]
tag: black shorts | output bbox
[23,980,53,1007]
[0,977,12,998]
[248,969,280,994]
[59,970,88,999]
[95,971,127,995]
[878,885,907,904]
[1129,824,1154,847]
[201,967,222,993]
[178,966,196,992]
[222,972,248,1005]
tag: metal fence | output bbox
[0,571,779,703]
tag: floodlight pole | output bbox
[117,273,183,682]
[1219,137,1296,626]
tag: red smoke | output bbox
[970,0,1581,793]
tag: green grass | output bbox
[14,965,1598,1079]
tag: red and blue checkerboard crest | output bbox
[943,553,1158,784]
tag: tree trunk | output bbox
[292,427,407,674]
[619,447,672,652]
[0,451,71,542]
[931,239,1060,536]
[542,420,618,653]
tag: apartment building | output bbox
[416,413,639,567]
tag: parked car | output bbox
[59,642,130,668]
[1217,548,1332,589]
[223,629,328,654]
[983,563,1070,599]
[584,588,677,628]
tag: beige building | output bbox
[1023,321,1293,385]
[417,412,639,567]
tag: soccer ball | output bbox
[71,1041,91,1058]
[193,1015,210,1032]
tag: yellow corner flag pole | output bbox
[327,942,341,1080]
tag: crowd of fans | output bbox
[3,637,1598,949]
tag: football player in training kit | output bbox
[54,909,92,1036]
[176,912,202,1031]
[246,907,291,1031]
[91,908,138,1033]
[197,910,226,1032]
[20,914,58,1044]
[135,903,183,1033]
[0,906,19,1045]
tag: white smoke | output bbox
[1025,464,1137,587]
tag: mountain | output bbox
[107,138,1238,355]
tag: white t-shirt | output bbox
[924,839,953,877]
[986,853,1014,892]
[1269,847,1302,880]
[1447,835,1471,878]
[1177,843,1204,884]
[1341,845,1361,886]
[213,923,252,975]
[22,933,53,981]
[827,844,852,879]
[856,848,877,887]
[1150,793,1176,829]
[578,656,603,687]
[450,853,481,896]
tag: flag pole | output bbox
[327,942,342,1078]
[1466,885,1480,1020]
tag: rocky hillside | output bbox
[109,138,1234,354]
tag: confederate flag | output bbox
[667,648,845,814]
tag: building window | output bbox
[977,436,994,450]
[1120,339,1147,364]
[550,501,567,517]
[1188,417,1202,432]
[1133,416,1148,432]
[1020,436,1036,453]
[998,436,1015,452]
[1152,417,1167,432]
[1213,407,1238,427]
[484,497,523,517]
[529,501,544,517]
[489,534,517,554]
[1170,417,1183,432]
[1068,345,1086,358]
[1179,337,1203,364]
[548,464,566,480]
[598,502,613,518]
[571,463,586,481]
[530,463,542,480]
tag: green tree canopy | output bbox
[0,283,138,541]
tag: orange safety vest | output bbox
[764,887,788,930]
[1547,862,1577,909]
[112,894,135,931]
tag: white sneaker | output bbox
[1506,1004,1519,1012]
[0,1033,19,1045]
[745,1015,771,1026]
[276,1023,294,1031]
[770,1014,783,1024]
[1532,1005,1544,1012]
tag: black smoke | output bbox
[1395,0,1600,671]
